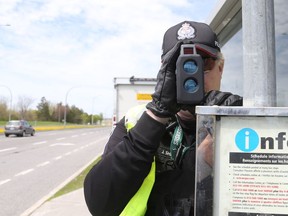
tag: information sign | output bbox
[216,116,288,215]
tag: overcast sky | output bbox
[0,0,287,118]
[0,0,221,117]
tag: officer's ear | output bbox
[217,56,224,78]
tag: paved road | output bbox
[0,127,111,216]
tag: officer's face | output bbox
[203,58,223,92]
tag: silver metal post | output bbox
[242,0,276,107]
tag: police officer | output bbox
[84,21,242,216]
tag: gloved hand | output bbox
[146,41,183,118]
[203,90,243,106]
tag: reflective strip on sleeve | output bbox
[120,160,155,216]
[120,103,156,216]
[125,104,147,131]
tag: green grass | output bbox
[48,156,102,200]
[0,121,8,126]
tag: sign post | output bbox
[195,106,288,216]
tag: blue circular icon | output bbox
[235,128,259,152]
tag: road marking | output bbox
[50,143,75,147]
[37,161,50,167]
[64,152,72,156]
[0,179,11,186]
[0,147,17,153]
[81,133,87,135]
[15,168,34,177]
[56,137,66,141]
[33,141,47,145]
[71,135,78,138]
[54,156,62,160]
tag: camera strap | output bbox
[170,124,183,161]
[170,121,193,166]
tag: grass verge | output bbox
[48,156,102,201]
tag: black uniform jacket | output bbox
[84,111,197,216]
[84,91,243,216]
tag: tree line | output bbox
[0,96,103,124]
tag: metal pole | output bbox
[242,0,276,107]
[0,85,12,121]
[64,87,78,127]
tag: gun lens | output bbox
[183,60,197,73]
[184,79,198,93]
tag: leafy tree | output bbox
[66,105,83,124]
[26,110,37,121]
[50,102,65,122]
[81,113,90,124]
[0,94,106,124]
[91,113,103,125]
[36,97,51,121]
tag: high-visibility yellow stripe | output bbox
[120,160,155,216]
[124,104,147,131]
[121,104,155,216]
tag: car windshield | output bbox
[7,121,21,126]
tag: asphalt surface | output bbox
[0,127,110,216]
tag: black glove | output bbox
[203,90,243,106]
[146,41,183,117]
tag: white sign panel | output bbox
[217,116,288,216]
